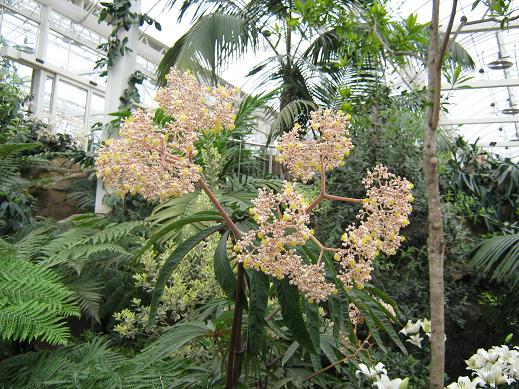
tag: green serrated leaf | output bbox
[275,279,316,353]
[281,341,299,366]
[133,212,222,262]
[247,270,270,355]
[214,231,236,300]
[133,322,211,369]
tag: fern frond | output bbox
[0,256,79,345]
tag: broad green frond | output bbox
[132,322,212,369]
[0,256,79,345]
[157,13,259,84]
[268,99,318,143]
[471,233,519,286]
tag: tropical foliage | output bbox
[1,1,519,388]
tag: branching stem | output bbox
[303,334,373,382]
[305,161,362,213]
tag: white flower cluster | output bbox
[446,345,519,388]
[399,318,432,349]
[356,363,409,389]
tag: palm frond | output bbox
[267,99,318,143]
[157,13,259,84]
[470,233,519,286]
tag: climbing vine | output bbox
[95,0,161,77]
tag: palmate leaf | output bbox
[157,13,259,84]
[0,255,79,345]
[148,224,223,325]
[471,233,519,286]
[267,99,318,143]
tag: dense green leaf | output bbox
[133,212,223,262]
[148,224,222,325]
[471,233,519,286]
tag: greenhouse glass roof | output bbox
[142,0,519,158]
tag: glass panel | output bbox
[40,75,54,117]
[12,61,33,95]
[89,93,105,146]
[46,28,103,82]
[53,80,88,143]
[137,55,158,77]
[137,77,158,108]
[49,9,103,51]
[89,93,105,127]
[48,9,72,37]
[0,0,41,19]
[0,9,39,53]
[46,30,71,69]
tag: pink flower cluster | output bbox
[96,111,202,200]
[155,68,239,136]
[234,182,336,302]
[96,68,239,200]
[276,110,354,182]
[335,165,414,288]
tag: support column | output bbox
[95,0,141,214]
[30,3,50,115]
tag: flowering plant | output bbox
[95,67,414,387]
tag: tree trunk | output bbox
[424,0,446,387]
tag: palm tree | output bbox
[157,0,376,137]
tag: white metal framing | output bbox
[0,0,167,125]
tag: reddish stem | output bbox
[197,178,242,238]
[323,194,363,204]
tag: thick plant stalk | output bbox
[226,262,245,389]
[196,178,244,389]
[424,0,447,386]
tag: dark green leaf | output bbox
[275,279,316,353]
[247,270,270,355]
[133,322,211,368]
[214,230,236,300]
[148,224,222,325]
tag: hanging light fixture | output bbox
[488,56,514,70]
[502,107,519,114]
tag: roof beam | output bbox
[450,17,519,34]
[442,78,519,90]
[36,0,165,64]
[440,117,519,125]
[0,46,106,94]
[484,141,519,147]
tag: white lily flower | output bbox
[406,333,423,349]
[474,365,515,387]
[506,354,519,379]
[445,376,485,389]
[373,374,408,389]
[356,363,387,381]
[399,320,422,336]
[421,318,431,334]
